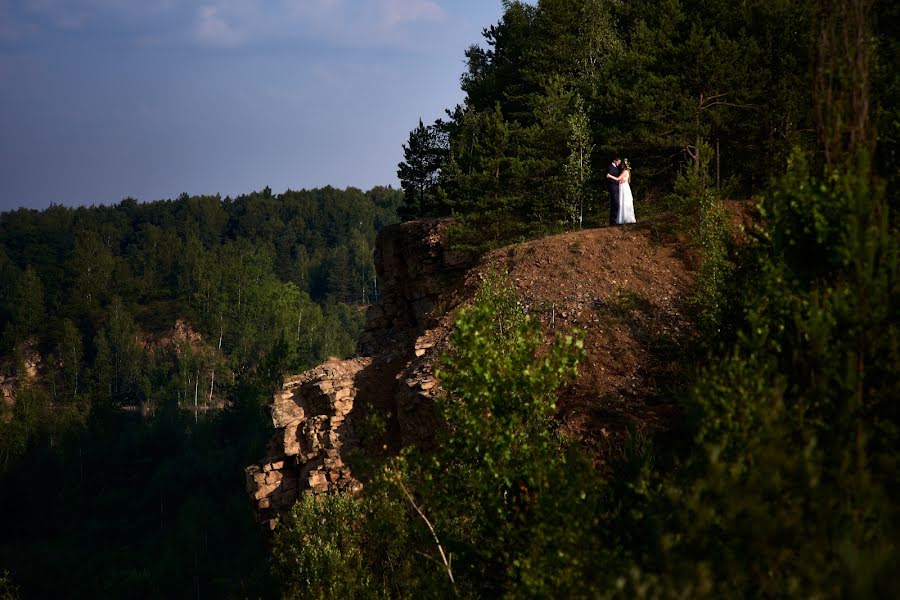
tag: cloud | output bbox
[7,0,178,37]
[21,0,89,29]
[379,0,444,27]
[273,0,450,49]
[192,4,244,47]
[2,0,455,51]
[282,0,342,18]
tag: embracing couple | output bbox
[606,156,635,226]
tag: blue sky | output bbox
[0,0,507,210]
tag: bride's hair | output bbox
[623,158,631,170]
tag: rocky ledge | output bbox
[245,219,473,531]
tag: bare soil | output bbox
[467,218,698,470]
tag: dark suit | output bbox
[607,162,621,225]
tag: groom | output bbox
[606,156,622,225]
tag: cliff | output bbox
[246,219,474,529]
[246,215,699,530]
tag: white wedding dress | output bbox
[617,172,636,224]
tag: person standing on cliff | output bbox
[606,156,622,225]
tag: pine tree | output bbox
[397,119,448,219]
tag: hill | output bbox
[247,212,708,526]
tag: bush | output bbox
[273,494,381,600]
[620,150,900,598]
[272,273,608,598]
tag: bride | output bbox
[615,158,636,224]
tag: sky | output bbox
[0,0,507,211]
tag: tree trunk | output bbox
[194,371,199,422]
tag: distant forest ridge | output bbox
[0,185,402,408]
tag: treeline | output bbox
[1,185,400,334]
[0,185,400,388]
[398,0,897,245]
[0,183,400,463]
[0,185,400,597]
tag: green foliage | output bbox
[668,141,735,336]
[564,96,594,228]
[426,275,599,596]
[273,494,380,599]
[387,4,896,597]
[0,185,397,597]
[4,267,45,346]
[0,369,49,470]
[273,274,602,598]
[622,143,899,597]
[274,483,448,600]
[0,571,18,600]
[397,0,817,245]
[873,0,900,210]
[436,273,582,471]
[397,119,449,220]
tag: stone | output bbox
[247,219,467,529]
[309,379,335,394]
[272,398,304,427]
[283,375,304,388]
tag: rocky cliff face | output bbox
[246,219,473,530]
[245,358,367,528]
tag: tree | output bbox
[68,231,116,317]
[57,319,84,406]
[8,267,44,343]
[272,274,599,597]
[397,118,449,219]
[438,104,534,247]
[564,95,593,228]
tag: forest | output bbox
[398,0,898,247]
[2,0,898,597]
[0,186,401,596]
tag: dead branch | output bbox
[390,460,458,596]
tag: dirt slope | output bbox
[466,218,697,468]
[393,215,700,469]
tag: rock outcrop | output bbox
[245,359,367,529]
[0,341,42,412]
[246,215,701,528]
[246,219,474,530]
